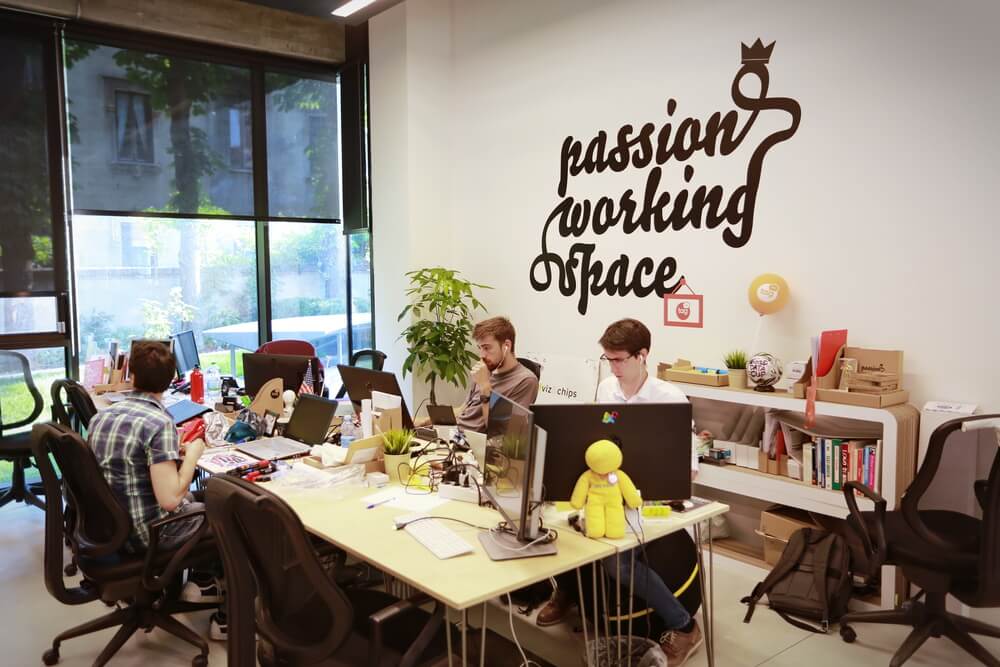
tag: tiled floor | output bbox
[2,501,995,666]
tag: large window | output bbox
[65,37,373,381]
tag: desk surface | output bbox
[270,483,728,611]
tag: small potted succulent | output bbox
[381,428,415,483]
[724,349,749,389]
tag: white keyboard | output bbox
[400,514,473,559]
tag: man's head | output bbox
[473,316,516,371]
[598,318,651,382]
[130,341,176,394]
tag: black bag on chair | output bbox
[742,527,853,633]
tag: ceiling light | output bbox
[332,0,377,17]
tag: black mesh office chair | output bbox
[204,475,447,667]
[335,348,388,398]
[517,356,541,380]
[32,423,218,667]
[50,378,98,435]
[841,414,1000,667]
[0,350,46,510]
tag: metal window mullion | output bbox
[251,68,272,347]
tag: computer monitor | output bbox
[336,365,414,429]
[170,330,200,376]
[531,402,693,503]
[284,394,339,445]
[242,353,320,398]
[478,392,553,560]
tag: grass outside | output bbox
[0,368,61,486]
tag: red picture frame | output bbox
[663,292,704,328]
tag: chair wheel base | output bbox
[192,655,208,667]
[43,647,59,665]
[840,625,857,643]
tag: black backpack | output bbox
[742,527,853,633]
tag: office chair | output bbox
[0,350,46,510]
[204,475,447,667]
[31,423,218,667]
[50,378,98,435]
[335,348,388,398]
[840,414,1000,667]
[517,356,542,380]
[257,339,327,395]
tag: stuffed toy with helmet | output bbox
[570,439,642,538]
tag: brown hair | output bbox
[130,341,176,393]
[598,318,651,356]
[473,316,516,352]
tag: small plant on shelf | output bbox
[381,428,415,455]
[723,349,748,370]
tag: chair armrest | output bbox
[843,481,888,575]
[142,509,209,592]
[975,480,989,513]
[369,593,434,625]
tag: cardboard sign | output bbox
[524,352,600,404]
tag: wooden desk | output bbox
[271,482,728,666]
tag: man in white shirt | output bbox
[538,319,704,666]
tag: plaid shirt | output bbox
[88,392,181,551]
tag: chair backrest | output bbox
[0,350,44,435]
[349,348,387,370]
[517,356,541,380]
[31,423,131,604]
[903,414,1000,604]
[257,339,318,358]
[205,475,354,663]
[50,378,98,433]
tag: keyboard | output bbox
[400,514,474,559]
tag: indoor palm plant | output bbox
[381,428,415,483]
[724,349,749,389]
[398,267,491,405]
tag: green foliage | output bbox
[501,432,528,460]
[381,428,415,456]
[723,349,749,370]
[272,297,346,319]
[398,268,491,404]
[141,288,197,339]
[31,235,53,266]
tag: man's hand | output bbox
[182,438,205,461]
[472,362,492,395]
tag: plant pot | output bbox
[383,453,412,484]
[728,369,747,389]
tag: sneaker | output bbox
[536,590,572,627]
[181,576,224,604]
[660,620,703,667]
[209,611,228,641]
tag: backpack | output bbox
[742,527,853,633]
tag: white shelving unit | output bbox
[680,383,920,608]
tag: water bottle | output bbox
[205,363,221,393]
[190,365,205,404]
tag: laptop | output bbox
[238,394,338,461]
[166,399,213,426]
[427,404,458,426]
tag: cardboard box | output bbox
[759,506,822,566]
[815,388,909,408]
[793,347,906,405]
[658,361,729,386]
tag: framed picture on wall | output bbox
[664,292,704,328]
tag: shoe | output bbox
[209,611,228,641]
[536,590,572,627]
[660,620,703,667]
[181,576,224,604]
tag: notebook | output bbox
[167,399,212,426]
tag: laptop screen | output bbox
[284,394,338,445]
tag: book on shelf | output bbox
[802,436,881,494]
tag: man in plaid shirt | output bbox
[89,341,206,552]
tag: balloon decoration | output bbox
[748,273,790,316]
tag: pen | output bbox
[366,497,392,510]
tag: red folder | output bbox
[817,329,848,377]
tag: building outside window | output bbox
[114,90,154,163]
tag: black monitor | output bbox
[285,394,338,445]
[478,392,553,560]
[170,330,200,376]
[336,365,414,429]
[243,352,320,398]
[531,402,693,503]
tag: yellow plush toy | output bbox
[570,439,642,538]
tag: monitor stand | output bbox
[478,528,558,561]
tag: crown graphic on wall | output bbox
[741,38,775,64]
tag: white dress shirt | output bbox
[596,373,699,472]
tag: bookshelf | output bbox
[681,383,920,608]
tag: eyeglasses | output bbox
[601,353,636,366]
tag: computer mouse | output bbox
[668,500,686,512]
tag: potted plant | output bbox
[381,428,415,483]
[724,349,749,389]
[398,267,491,404]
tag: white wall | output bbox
[371,0,1000,414]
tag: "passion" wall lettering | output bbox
[529,39,802,315]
